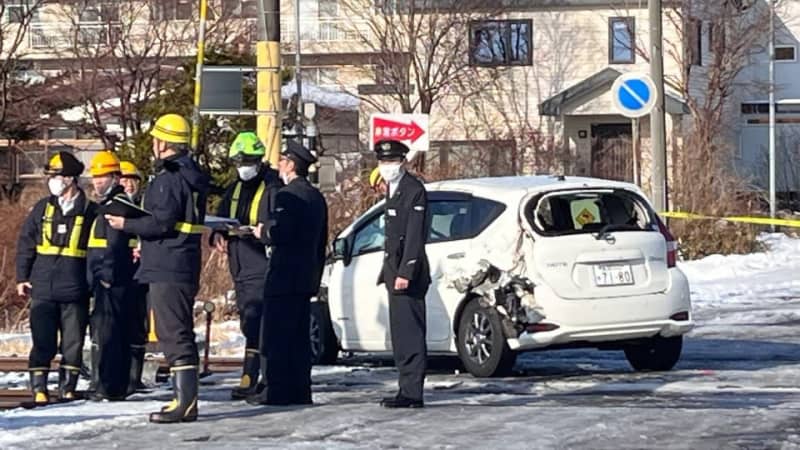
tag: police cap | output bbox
[282,140,317,170]
[374,140,409,161]
[44,151,85,177]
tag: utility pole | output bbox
[190,0,209,151]
[768,0,776,230]
[257,0,282,167]
[295,0,303,121]
[649,0,668,212]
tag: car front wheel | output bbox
[310,301,339,365]
[624,335,683,371]
[456,299,516,377]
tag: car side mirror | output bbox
[332,238,352,266]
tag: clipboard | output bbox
[104,196,150,219]
[204,215,255,236]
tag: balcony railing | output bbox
[279,19,370,43]
[30,23,123,49]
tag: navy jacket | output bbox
[214,167,282,283]
[16,190,97,303]
[378,173,431,297]
[124,153,210,286]
[87,185,137,289]
[261,177,328,297]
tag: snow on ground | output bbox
[3,233,800,448]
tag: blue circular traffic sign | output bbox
[611,73,658,118]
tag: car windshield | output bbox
[529,189,653,235]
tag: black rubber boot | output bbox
[29,370,49,405]
[231,349,260,400]
[58,366,81,402]
[149,363,198,423]
[127,346,146,396]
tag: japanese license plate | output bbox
[593,264,635,286]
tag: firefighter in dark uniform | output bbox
[87,150,138,401]
[119,160,149,394]
[16,151,97,405]
[375,140,431,409]
[247,140,328,406]
[211,132,282,399]
[106,113,210,423]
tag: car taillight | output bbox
[655,216,677,268]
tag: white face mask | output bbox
[237,165,259,181]
[48,178,66,197]
[379,163,404,183]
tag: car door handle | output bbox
[447,252,465,259]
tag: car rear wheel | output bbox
[310,301,339,365]
[624,336,683,371]
[456,300,516,377]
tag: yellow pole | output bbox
[190,0,208,151]
[257,0,282,167]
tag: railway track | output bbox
[0,356,243,373]
[0,356,242,410]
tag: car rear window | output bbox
[527,189,655,236]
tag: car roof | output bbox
[425,175,644,198]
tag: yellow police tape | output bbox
[660,211,800,228]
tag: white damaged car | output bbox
[310,175,693,377]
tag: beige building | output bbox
[4,0,799,195]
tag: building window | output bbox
[308,67,338,87]
[776,45,797,62]
[319,0,339,17]
[741,102,800,114]
[152,0,193,21]
[6,0,38,24]
[222,0,257,18]
[79,2,120,23]
[469,20,532,67]
[609,17,635,64]
[688,18,702,66]
[373,0,407,15]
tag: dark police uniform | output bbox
[126,192,148,395]
[376,140,431,408]
[123,154,209,369]
[248,141,328,406]
[87,184,138,400]
[214,166,282,397]
[17,174,97,402]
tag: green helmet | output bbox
[229,132,266,160]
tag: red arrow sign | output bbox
[372,117,426,145]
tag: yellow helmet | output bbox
[369,167,383,188]
[150,113,191,144]
[89,150,121,177]
[120,161,142,179]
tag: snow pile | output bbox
[281,79,360,111]
[680,233,800,310]
[679,233,800,335]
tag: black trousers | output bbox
[29,298,89,371]
[235,278,265,350]
[127,283,148,350]
[149,283,199,366]
[91,285,131,397]
[260,295,311,404]
[388,292,427,402]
